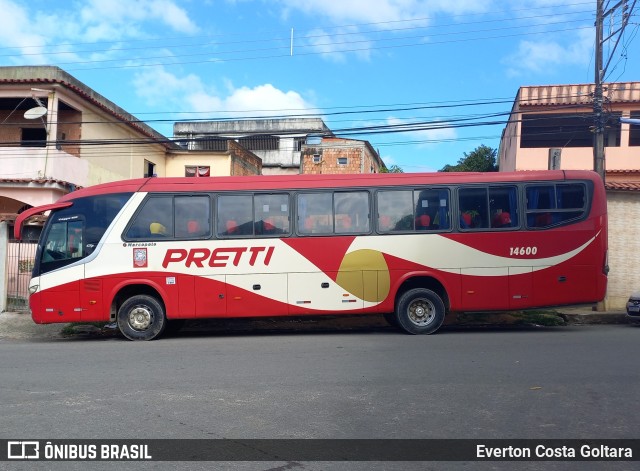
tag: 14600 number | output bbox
[510,246,538,256]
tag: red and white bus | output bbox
[15,170,608,340]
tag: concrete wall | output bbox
[0,221,7,312]
[513,145,640,171]
[606,191,640,309]
[80,111,167,184]
[0,147,89,185]
[165,153,231,177]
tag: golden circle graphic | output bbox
[336,249,390,303]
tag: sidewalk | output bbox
[1,305,636,341]
[0,311,66,340]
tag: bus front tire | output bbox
[395,288,445,335]
[117,295,166,341]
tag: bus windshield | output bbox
[36,193,132,276]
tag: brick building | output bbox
[300,137,385,174]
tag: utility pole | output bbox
[593,0,605,181]
[593,0,636,182]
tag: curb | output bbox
[2,309,637,341]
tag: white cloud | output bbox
[133,67,316,123]
[0,0,49,63]
[278,0,493,62]
[0,0,199,65]
[79,0,199,41]
[220,84,314,114]
[305,27,372,63]
[278,0,491,27]
[503,28,593,77]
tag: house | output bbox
[173,118,386,175]
[498,82,640,309]
[300,137,385,174]
[0,66,261,220]
[0,66,264,311]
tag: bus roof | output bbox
[56,170,601,202]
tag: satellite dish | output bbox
[24,106,48,120]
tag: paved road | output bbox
[1,322,639,470]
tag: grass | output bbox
[454,309,566,327]
[60,322,110,336]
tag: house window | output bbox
[520,112,621,148]
[337,157,348,165]
[294,137,306,151]
[21,128,46,147]
[185,166,210,177]
[238,135,279,151]
[313,154,322,163]
[144,160,156,178]
[630,111,640,146]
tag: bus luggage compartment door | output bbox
[226,274,288,317]
[288,271,364,315]
[194,275,227,317]
[460,267,510,311]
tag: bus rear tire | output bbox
[395,288,445,335]
[117,295,166,341]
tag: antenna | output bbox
[23,106,48,120]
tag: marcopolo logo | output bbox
[8,441,39,460]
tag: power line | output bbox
[0,1,595,56]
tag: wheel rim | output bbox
[407,298,436,326]
[128,305,153,331]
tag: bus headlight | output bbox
[28,284,39,295]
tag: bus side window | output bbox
[175,195,210,239]
[217,194,252,236]
[297,192,332,235]
[489,186,518,229]
[126,196,173,239]
[334,191,369,234]
[376,190,413,232]
[254,193,290,236]
[414,188,450,231]
[458,187,488,229]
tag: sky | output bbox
[1,0,639,172]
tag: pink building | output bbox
[499,82,640,309]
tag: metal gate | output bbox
[6,238,38,312]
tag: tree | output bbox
[379,164,404,173]
[439,145,498,172]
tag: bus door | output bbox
[34,218,87,322]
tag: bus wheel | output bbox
[117,295,166,341]
[395,288,445,335]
